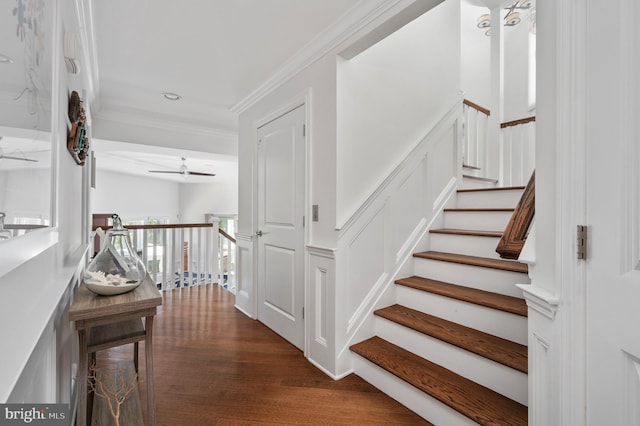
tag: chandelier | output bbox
[476,0,535,36]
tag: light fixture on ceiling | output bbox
[161,92,182,101]
[476,0,535,36]
[0,53,14,64]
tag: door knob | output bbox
[256,230,263,237]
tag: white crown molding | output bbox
[94,109,237,141]
[230,0,406,114]
[516,284,559,320]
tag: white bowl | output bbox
[84,280,141,296]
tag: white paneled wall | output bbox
[234,232,255,318]
[312,101,463,377]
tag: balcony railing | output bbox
[92,222,235,292]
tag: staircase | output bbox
[350,183,529,425]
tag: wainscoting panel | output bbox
[235,233,255,318]
[346,205,387,329]
[332,100,462,377]
[625,350,640,425]
[390,157,428,264]
[307,246,336,375]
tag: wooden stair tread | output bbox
[462,163,482,170]
[351,337,528,426]
[462,174,499,183]
[414,251,529,274]
[429,228,503,238]
[457,186,525,193]
[396,276,527,317]
[444,208,514,212]
[375,304,527,373]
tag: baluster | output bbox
[188,227,193,286]
[196,227,202,286]
[142,228,148,273]
[206,227,210,285]
[152,227,158,286]
[161,228,167,291]
[171,228,177,290]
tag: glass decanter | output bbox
[0,213,11,240]
[84,214,147,293]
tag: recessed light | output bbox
[0,53,14,64]
[161,92,182,101]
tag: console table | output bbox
[69,275,162,426]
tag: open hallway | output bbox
[96,284,428,425]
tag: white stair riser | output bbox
[430,233,502,259]
[456,190,523,209]
[396,286,527,345]
[460,177,497,190]
[413,258,529,298]
[444,210,513,232]
[353,354,477,426]
[376,318,528,406]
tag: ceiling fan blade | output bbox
[148,170,182,174]
[187,171,216,177]
[0,155,38,162]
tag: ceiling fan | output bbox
[148,157,215,177]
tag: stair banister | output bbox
[462,99,491,173]
[496,171,535,259]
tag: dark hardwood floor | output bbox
[97,284,428,425]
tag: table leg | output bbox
[145,315,156,426]
[77,329,88,426]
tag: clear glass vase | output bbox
[0,213,11,241]
[84,214,147,295]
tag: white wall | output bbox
[179,178,238,223]
[504,15,535,121]
[1,0,89,404]
[336,0,460,226]
[90,169,180,223]
[460,0,491,108]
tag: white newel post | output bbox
[209,216,220,285]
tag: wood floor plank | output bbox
[96,284,429,425]
[351,337,527,426]
[396,276,527,317]
[414,251,529,274]
[375,304,527,373]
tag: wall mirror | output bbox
[0,0,55,240]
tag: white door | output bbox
[256,105,306,350]
[585,1,640,423]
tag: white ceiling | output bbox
[88,0,362,181]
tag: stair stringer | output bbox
[331,101,466,378]
[335,191,457,376]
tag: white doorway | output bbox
[256,104,306,350]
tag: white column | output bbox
[209,216,220,285]
[487,3,505,182]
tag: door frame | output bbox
[252,89,312,356]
